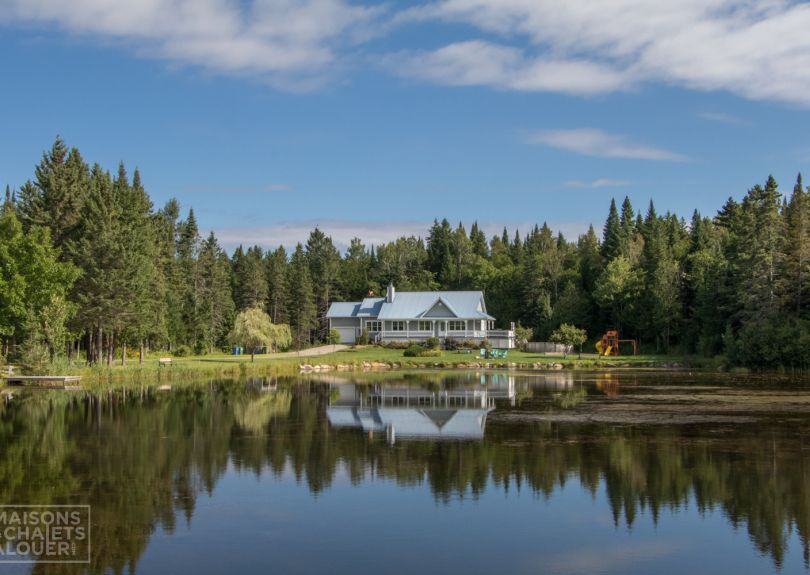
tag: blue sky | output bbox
[2,0,810,251]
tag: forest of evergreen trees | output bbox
[2,137,810,368]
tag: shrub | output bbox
[403,345,425,357]
[514,324,533,350]
[357,328,369,345]
[173,344,192,357]
[403,345,442,358]
[443,337,458,350]
[382,341,410,349]
[425,337,440,349]
[327,328,341,345]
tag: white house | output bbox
[326,284,515,348]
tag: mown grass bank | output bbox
[1,346,692,388]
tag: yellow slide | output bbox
[595,341,612,356]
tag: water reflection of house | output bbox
[326,380,516,443]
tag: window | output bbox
[418,320,432,331]
[366,321,381,332]
[448,320,466,331]
[391,321,405,332]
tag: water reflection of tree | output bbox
[1,381,809,572]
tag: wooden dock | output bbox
[2,375,82,387]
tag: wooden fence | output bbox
[524,342,572,354]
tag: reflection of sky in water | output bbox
[3,372,810,574]
[137,468,806,575]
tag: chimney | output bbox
[386,284,396,303]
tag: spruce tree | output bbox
[784,173,810,315]
[198,232,235,352]
[602,198,622,261]
[266,246,289,323]
[286,244,315,348]
[470,221,489,258]
[305,228,340,342]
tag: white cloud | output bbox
[698,111,748,125]
[212,219,590,253]
[392,1,810,106]
[213,219,431,252]
[529,129,686,161]
[384,40,628,95]
[1,0,385,88]
[541,541,683,575]
[564,178,631,189]
[7,1,810,106]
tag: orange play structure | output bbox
[595,330,638,356]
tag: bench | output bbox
[158,358,173,367]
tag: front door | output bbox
[434,321,444,337]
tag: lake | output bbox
[1,370,810,574]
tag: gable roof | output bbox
[326,406,492,440]
[377,291,494,320]
[326,290,495,320]
[421,297,459,318]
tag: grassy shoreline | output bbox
[1,346,696,388]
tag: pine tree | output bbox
[427,219,453,287]
[175,209,201,349]
[286,244,315,348]
[470,221,489,258]
[17,137,89,253]
[340,238,371,300]
[305,228,340,342]
[266,246,289,323]
[450,222,472,288]
[198,232,235,352]
[784,173,810,315]
[602,198,622,261]
[733,176,784,321]
[620,196,635,252]
[233,246,268,311]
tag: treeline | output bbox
[2,137,810,368]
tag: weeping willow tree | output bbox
[232,390,292,433]
[228,307,292,361]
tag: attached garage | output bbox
[326,307,362,344]
[335,327,357,344]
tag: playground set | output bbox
[595,330,638,356]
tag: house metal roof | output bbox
[377,291,494,320]
[357,297,385,316]
[326,290,495,320]
[325,302,360,318]
[326,406,492,440]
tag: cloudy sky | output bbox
[2,0,810,251]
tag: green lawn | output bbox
[7,345,686,388]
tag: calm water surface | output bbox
[2,371,810,574]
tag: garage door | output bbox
[336,327,356,344]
